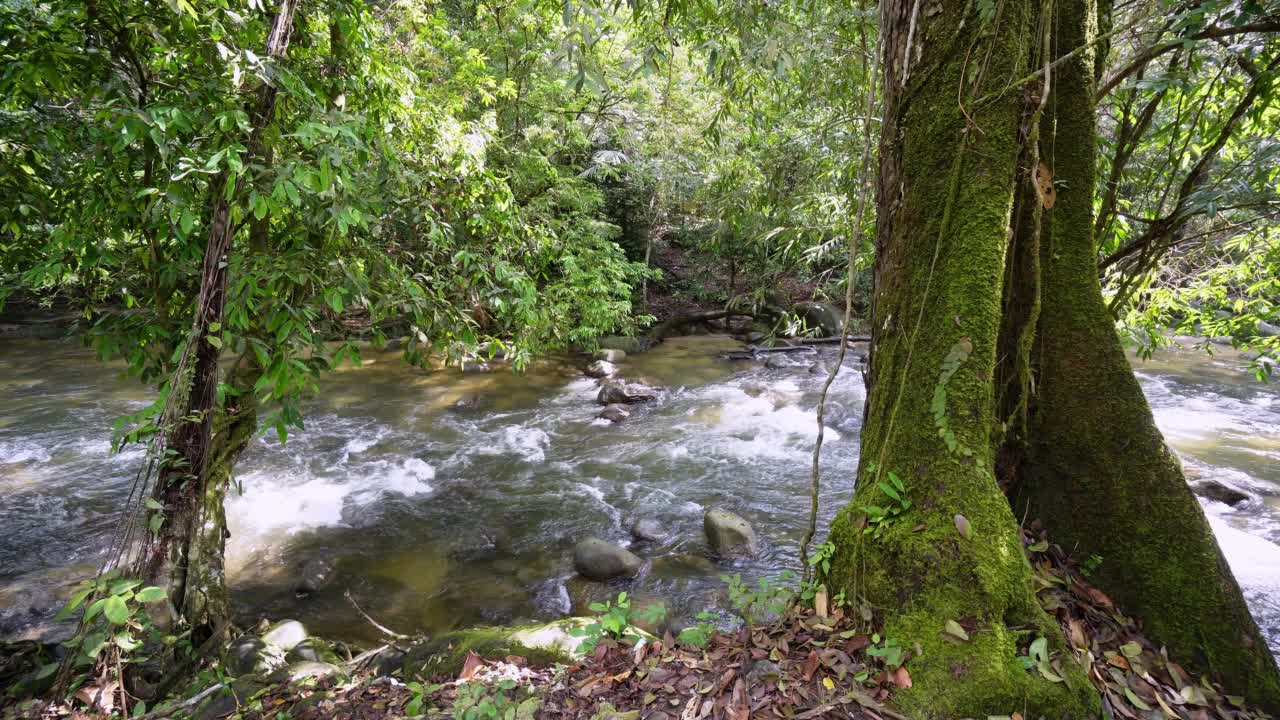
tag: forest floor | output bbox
[4,526,1270,720]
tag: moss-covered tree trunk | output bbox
[1007,0,1280,706]
[825,0,1099,715]
[140,0,299,640]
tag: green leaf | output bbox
[55,585,95,621]
[944,619,969,641]
[103,594,131,625]
[135,586,168,603]
[108,579,142,596]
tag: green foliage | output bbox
[722,572,794,627]
[866,633,905,670]
[1081,554,1104,577]
[860,471,910,538]
[45,570,172,685]
[1016,636,1064,683]
[451,679,541,720]
[676,611,720,649]
[571,592,663,653]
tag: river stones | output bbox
[704,508,758,557]
[765,355,789,370]
[282,661,347,683]
[794,301,844,337]
[598,404,631,423]
[261,619,309,653]
[1192,480,1251,507]
[296,558,334,597]
[573,538,643,580]
[226,636,284,676]
[585,360,618,378]
[594,349,627,363]
[597,380,657,405]
[808,362,828,375]
[286,637,342,665]
[599,336,648,354]
[629,516,665,542]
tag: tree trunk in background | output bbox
[825,0,1099,714]
[1008,0,1280,706]
[142,0,299,639]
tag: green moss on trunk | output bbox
[1014,0,1280,707]
[826,0,1099,716]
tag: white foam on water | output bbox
[1209,516,1280,590]
[0,440,51,464]
[475,426,551,463]
[573,478,621,525]
[225,457,437,567]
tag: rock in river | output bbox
[1192,480,1251,507]
[573,538,643,580]
[629,516,666,542]
[598,404,631,423]
[585,360,618,378]
[296,557,334,597]
[794,301,844,337]
[597,380,657,405]
[704,508,758,557]
[595,349,627,363]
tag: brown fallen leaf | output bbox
[458,650,486,681]
[727,678,750,720]
[891,666,913,689]
[802,650,820,682]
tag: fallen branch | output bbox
[647,310,756,340]
[345,589,411,642]
[133,682,226,720]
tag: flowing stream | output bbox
[1,335,1278,657]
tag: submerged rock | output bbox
[599,336,648,354]
[1192,480,1251,507]
[597,381,657,405]
[598,403,631,423]
[595,349,627,363]
[704,508,758,557]
[296,558,334,597]
[794,301,844,337]
[764,355,789,370]
[808,362,828,375]
[573,538,643,580]
[585,360,618,378]
[629,516,665,542]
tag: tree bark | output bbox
[825,0,1099,715]
[1008,0,1280,707]
[142,0,299,637]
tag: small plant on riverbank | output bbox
[37,571,171,712]
[723,572,794,627]
[571,592,665,653]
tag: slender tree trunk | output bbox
[825,0,1099,714]
[1007,0,1280,706]
[142,0,300,638]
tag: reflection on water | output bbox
[1,336,1278,657]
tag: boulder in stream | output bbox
[794,301,844,337]
[598,404,631,423]
[599,336,648,354]
[595,349,627,363]
[296,558,334,597]
[585,360,618,378]
[597,380,657,405]
[629,516,666,542]
[261,619,309,653]
[1192,480,1251,507]
[573,538,643,580]
[704,508,758,557]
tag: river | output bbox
[1,335,1277,657]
